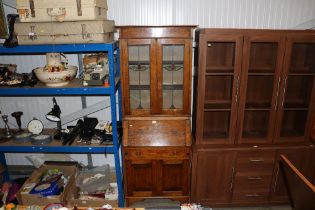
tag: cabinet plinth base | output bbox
[125,196,190,207]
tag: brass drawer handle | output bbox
[274,77,281,110]
[247,176,262,180]
[245,193,261,197]
[281,76,287,107]
[135,151,141,156]
[235,76,240,104]
[249,158,264,162]
[273,164,280,192]
[229,167,235,192]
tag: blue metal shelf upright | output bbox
[0,42,124,207]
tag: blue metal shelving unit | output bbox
[0,42,124,207]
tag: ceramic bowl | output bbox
[33,66,78,87]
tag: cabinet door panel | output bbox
[238,36,285,144]
[124,159,155,197]
[269,148,309,202]
[195,34,243,144]
[275,37,315,142]
[192,150,236,205]
[158,159,190,196]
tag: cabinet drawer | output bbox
[232,190,269,203]
[234,172,272,191]
[124,148,190,160]
[236,150,275,171]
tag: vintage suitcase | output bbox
[15,20,115,45]
[16,0,108,22]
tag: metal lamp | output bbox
[46,97,62,140]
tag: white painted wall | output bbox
[0,0,315,167]
[106,0,315,28]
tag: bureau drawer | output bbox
[236,150,275,171]
[124,148,190,160]
[232,190,269,204]
[233,171,272,191]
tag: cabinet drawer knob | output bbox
[247,176,262,180]
[245,193,260,197]
[249,158,264,162]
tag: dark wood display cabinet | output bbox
[192,29,315,207]
[118,26,194,116]
[194,29,315,145]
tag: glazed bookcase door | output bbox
[238,36,285,144]
[120,39,156,115]
[274,36,315,143]
[195,34,243,144]
[157,39,192,115]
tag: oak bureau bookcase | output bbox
[118,26,195,206]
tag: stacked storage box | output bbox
[14,0,115,44]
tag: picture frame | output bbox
[0,0,8,39]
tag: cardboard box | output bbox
[67,181,118,207]
[17,161,78,206]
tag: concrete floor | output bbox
[130,199,292,210]
[212,206,291,210]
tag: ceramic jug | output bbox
[45,53,68,71]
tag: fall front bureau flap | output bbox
[123,116,192,147]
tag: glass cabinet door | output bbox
[238,37,285,144]
[158,39,191,115]
[276,38,315,142]
[129,45,151,111]
[195,35,243,144]
[121,39,155,115]
[121,38,192,115]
